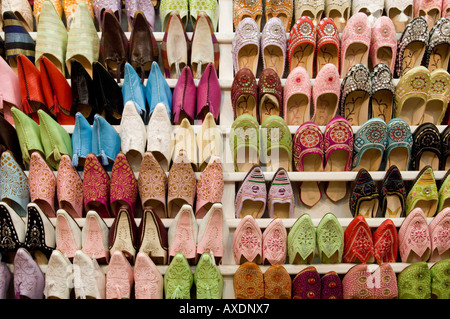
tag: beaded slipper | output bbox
[370,64,395,122]
[383,118,412,172]
[430,259,450,298]
[437,169,450,212]
[378,165,406,218]
[258,68,282,123]
[265,0,293,32]
[321,271,343,299]
[342,264,374,299]
[292,266,321,299]
[415,0,442,31]
[315,18,340,75]
[311,63,340,125]
[261,17,286,78]
[263,265,291,299]
[232,68,258,120]
[233,0,263,31]
[410,123,441,171]
[349,169,379,218]
[424,17,450,71]
[283,66,311,126]
[233,262,264,299]
[325,0,350,32]
[398,262,431,299]
[406,165,438,217]
[287,16,315,77]
[232,18,260,76]
[294,0,323,26]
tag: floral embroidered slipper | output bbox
[232,18,260,76]
[424,17,450,72]
[352,117,387,172]
[373,219,399,264]
[316,213,344,264]
[193,252,223,299]
[421,68,450,125]
[349,169,379,218]
[164,252,193,299]
[406,165,438,217]
[267,168,294,218]
[293,122,324,207]
[428,208,450,262]
[395,66,431,125]
[383,118,412,172]
[441,125,450,170]
[258,68,282,124]
[232,68,258,120]
[235,166,266,219]
[232,215,262,264]
[399,208,432,262]
[287,213,316,264]
[262,218,287,265]
[343,215,375,264]
[437,170,450,213]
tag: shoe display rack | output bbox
[2,0,449,300]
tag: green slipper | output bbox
[406,165,438,217]
[193,252,223,299]
[287,213,316,264]
[38,110,72,169]
[398,262,431,299]
[164,253,193,299]
[229,114,260,172]
[316,213,344,264]
[430,259,450,299]
[11,107,44,166]
[261,115,292,172]
[437,169,450,213]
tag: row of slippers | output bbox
[0,143,225,221]
[232,64,450,128]
[234,259,449,299]
[1,190,448,268]
[229,114,449,176]
[3,249,448,299]
[233,14,450,81]
[0,53,220,128]
[1,2,220,83]
[232,0,450,33]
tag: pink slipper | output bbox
[267,168,294,218]
[415,0,443,30]
[262,218,287,265]
[56,154,83,218]
[134,252,164,299]
[82,210,110,264]
[311,63,340,126]
[283,66,311,126]
[110,152,138,217]
[29,151,57,217]
[196,203,229,264]
[370,16,397,74]
[55,209,82,260]
[195,155,224,218]
[232,215,262,264]
[342,264,374,299]
[398,207,432,263]
[83,153,111,218]
[373,264,398,299]
[428,207,450,262]
[340,12,371,77]
[235,165,267,218]
[168,204,198,263]
[106,250,134,299]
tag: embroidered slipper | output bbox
[293,122,324,207]
[382,118,412,172]
[232,68,259,120]
[311,63,340,126]
[106,252,134,299]
[232,18,260,76]
[343,215,374,264]
[395,17,429,78]
[267,168,294,218]
[234,165,267,218]
[137,208,168,265]
[233,262,264,299]
[262,218,287,265]
[325,0,351,33]
[233,0,263,31]
[230,114,260,172]
[398,262,431,299]
[430,259,450,299]
[373,219,399,264]
[352,0,384,27]
[323,117,353,202]
[232,216,263,264]
[370,17,397,73]
[294,0,324,26]
[292,266,321,299]
[261,17,286,78]
[283,66,311,126]
[287,213,316,264]
[370,63,395,123]
[399,208,432,262]
[424,17,450,71]
[428,208,450,262]
[378,165,406,218]
[258,68,282,124]
[321,271,343,299]
[189,0,220,32]
[168,204,198,263]
[194,252,223,299]
[422,68,450,125]
[316,213,344,264]
[173,118,198,170]
[287,16,315,77]
[265,0,293,32]
[261,115,292,172]
[437,169,450,213]
[164,253,193,299]
[195,156,224,218]
[197,112,223,171]
[342,265,374,299]
[406,166,438,217]
[340,64,371,126]
[263,265,292,299]
[160,0,188,30]
[316,18,340,75]
[340,13,371,77]
[352,117,387,172]
[415,0,442,31]
[349,168,379,218]
[410,122,441,171]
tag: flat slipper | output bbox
[283,66,311,126]
[261,115,292,172]
[349,168,379,218]
[234,165,267,218]
[230,114,260,172]
[261,17,286,78]
[421,68,450,125]
[410,122,441,171]
[406,165,438,217]
[378,165,406,218]
[424,17,450,71]
[370,63,395,123]
[232,17,260,76]
[287,16,315,77]
[383,117,412,171]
